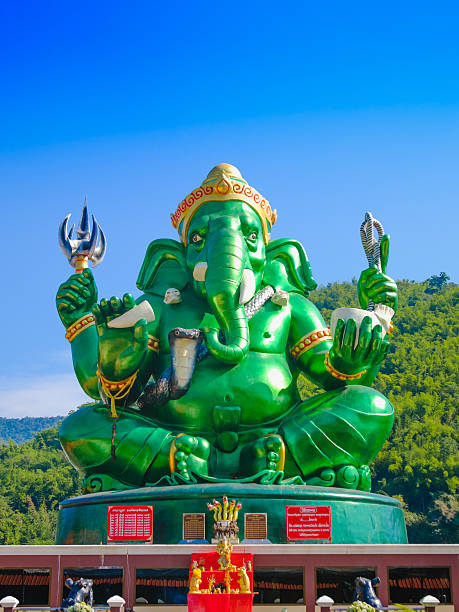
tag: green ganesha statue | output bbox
[56,163,398,494]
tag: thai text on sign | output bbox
[107,506,153,542]
[286,505,331,542]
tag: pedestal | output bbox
[56,483,407,544]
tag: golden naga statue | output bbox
[208,495,242,542]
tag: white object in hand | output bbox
[330,305,393,346]
[108,300,155,328]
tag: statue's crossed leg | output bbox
[59,384,393,492]
[280,384,394,490]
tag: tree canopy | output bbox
[0,425,80,544]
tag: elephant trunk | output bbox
[204,218,250,364]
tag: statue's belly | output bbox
[150,352,296,433]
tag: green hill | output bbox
[0,416,64,445]
[0,278,456,544]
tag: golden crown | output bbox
[171,163,277,245]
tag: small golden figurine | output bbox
[217,539,236,571]
[189,568,202,593]
[238,566,251,593]
[201,574,215,594]
[224,569,232,593]
[207,574,216,593]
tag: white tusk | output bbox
[239,268,256,304]
[193,262,208,282]
[108,300,155,328]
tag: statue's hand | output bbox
[92,293,149,380]
[329,317,390,376]
[358,267,398,312]
[357,234,398,312]
[56,269,98,328]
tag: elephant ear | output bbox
[263,238,317,296]
[136,238,188,295]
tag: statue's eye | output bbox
[191,234,202,243]
[248,232,257,240]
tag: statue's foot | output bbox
[335,465,360,489]
[357,465,371,491]
[241,434,286,475]
[335,464,372,490]
[304,468,336,487]
[81,473,135,494]
[169,433,210,481]
[304,464,371,490]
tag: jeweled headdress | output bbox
[171,163,277,246]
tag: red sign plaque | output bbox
[107,505,153,542]
[286,505,332,542]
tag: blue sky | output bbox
[0,1,458,416]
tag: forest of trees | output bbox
[0,427,79,544]
[0,416,63,444]
[0,277,457,544]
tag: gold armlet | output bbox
[65,314,95,342]
[96,367,138,418]
[290,328,332,360]
[148,335,160,352]
[324,353,366,381]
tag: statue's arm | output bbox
[57,270,163,403]
[288,293,339,390]
[92,293,164,408]
[56,269,99,398]
[288,294,388,389]
[69,324,99,398]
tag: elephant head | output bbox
[137,164,316,364]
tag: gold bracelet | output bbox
[96,367,138,418]
[65,314,95,342]
[324,353,367,381]
[290,328,332,359]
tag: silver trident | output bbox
[58,198,107,273]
